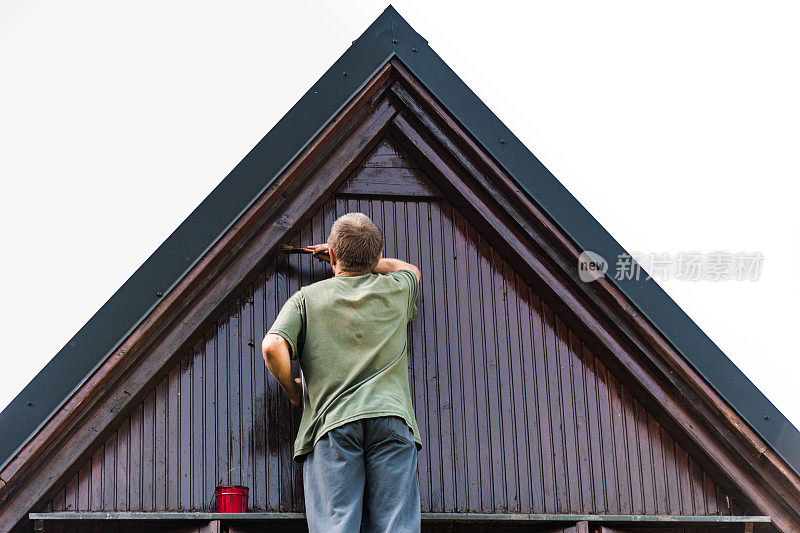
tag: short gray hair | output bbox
[328,212,382,274]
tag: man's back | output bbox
[262,211,423,532]
[268,269,422,461]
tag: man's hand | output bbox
[306,243,331,264]
[289,378,303,408]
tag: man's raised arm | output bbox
[306,243,421,282]
[372,257,421,282]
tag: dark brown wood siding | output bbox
[42,139,743,517]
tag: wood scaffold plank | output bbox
[29,511,771,524]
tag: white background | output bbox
[1,2,798,432]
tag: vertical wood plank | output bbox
[167,364,180,510]
[406,199,431,510]
[227,302,242,488]
[265,255,281,511]
[420,200,443,511]
[595,358,618,513]
[179,354,192,509]
[240,287,255,510]
[154,376,168,511]
[453,208,481,512]
[466,223,491,511]
[569,332,592,513]
[635,402,656,515]
[141,389,155,511]
[505,263,529,512]
[481,242,506,510]
[492,248,516,512]
[609,374,631,514]
[556,316,580,512]
[584,346,606,513]
[532,292,556,513]
[430,200,456,512]
[116,418,130,511]
[216,316,230,488]
[204,331,218,509]
[89,445,103,511]
[193,341,209,511]
[102,433,116,510]
[542,302,568,512]
[252,276,267,511]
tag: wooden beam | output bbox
[422,514,771,524]
[336,166,441,198]
[28,512,771,523]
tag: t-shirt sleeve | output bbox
[390,269,420,322]
[267,290,305,360]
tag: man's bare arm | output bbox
[306,243,421,282]
[261,333,302,407]
[373,257,421,282]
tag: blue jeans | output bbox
[302,415,421,533]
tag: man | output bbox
[261,212,423,533]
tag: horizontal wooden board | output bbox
[336,137,441,198]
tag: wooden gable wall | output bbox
[3,59,794,532]
[38,137,750,518]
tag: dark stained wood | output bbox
[387,107,800,530]
[338,166,441,198]
[389,57,800,523]
[39,169,744,518]
[452,210,479,511]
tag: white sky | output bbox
[1,1,798,435]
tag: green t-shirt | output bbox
[267,268,422,461]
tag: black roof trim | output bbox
[2,5,798,477]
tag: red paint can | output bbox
[215,485,249,513]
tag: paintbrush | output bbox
[279,243,331,263]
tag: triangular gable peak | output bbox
[1,8,799,533]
